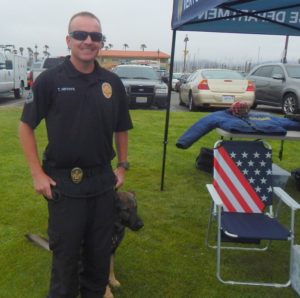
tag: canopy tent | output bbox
[161,0,300,190]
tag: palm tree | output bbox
[123,43,129,51]
[104,46,109,51]
[42,45,50,57]
[44,45,50,57]
[27,47,34,67]
[108,43,113,49]
[140,44,147,51]
[34,44,39,62]
[19,47,24,56]
[101,35,107,48]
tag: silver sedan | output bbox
[179,69,255,111]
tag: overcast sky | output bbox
[2,0,300,66]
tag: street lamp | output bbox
[183,34,189,73]
[281,35,289,64]
[157,48,160,68]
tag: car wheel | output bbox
[282,93,298,114]
[251,101,257,109]
[157,99,168,109]
[179,91,185,106]
[14,82,25,99]
[188,92,196,111]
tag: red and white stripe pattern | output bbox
[213,145,265,213]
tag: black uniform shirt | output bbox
[21,57,133,168]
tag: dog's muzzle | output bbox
[129,216,144,231]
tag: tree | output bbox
[123,43,129,51]
[27,47,34,67]
[140,44,147,51]
[19,47,24,56]
[108,43,113,49]
[104,46,109,51]
[34,44,39,62]
[43,45,50,57]
[101,35,107,48]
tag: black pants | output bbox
[47,189,115,298]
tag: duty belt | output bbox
[43,165,108,184]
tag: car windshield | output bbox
[43,57,65,69]
[202,70,244,80]
[285,65,300,79]
[173,73,182,79]
[31,62,43,69]
[114,66,159,80]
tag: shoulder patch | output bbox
[102,82,112,99]
[25,91,34,104]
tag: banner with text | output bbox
[172,0,300,36]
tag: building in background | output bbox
[97,50,170,71]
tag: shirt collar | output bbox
[64,56,104,79]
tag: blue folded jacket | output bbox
[176,110,300,149]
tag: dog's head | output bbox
[115,191,144,231]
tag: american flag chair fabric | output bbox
[206,140,300,287]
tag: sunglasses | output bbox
[69,31,103,42]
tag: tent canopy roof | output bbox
[172,0,300,36]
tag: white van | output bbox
[0,52,27,99]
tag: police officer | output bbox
[19,11,132,298]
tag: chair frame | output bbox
[206,140,300,287]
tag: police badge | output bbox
[70,167,83,184]
[102,82,112,99]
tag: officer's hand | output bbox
[32,171,56,199]
[114,167,125,189]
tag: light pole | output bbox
[282,35,289,64]
[183,34,189,73]
[157,48,160,68]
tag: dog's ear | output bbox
[116,191,127,201]
[127,190,136,196]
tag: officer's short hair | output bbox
[68,11,101,33]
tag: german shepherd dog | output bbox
[104,191,144,297]
[26,191,144,298]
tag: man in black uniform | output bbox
[19,11,132,298]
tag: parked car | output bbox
[28,56,65,87]
[174,73,190,92]
[171,72,183,90]
[247,63,300,114]
[113,64,168,109]
[179,69,255,111]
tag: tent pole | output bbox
[160,29,177,191]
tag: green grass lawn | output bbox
[1,106,300,297]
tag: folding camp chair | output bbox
[206,140,300,287]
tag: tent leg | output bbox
[160,29,177,191]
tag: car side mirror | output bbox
[272,73,284,80]
[162,76,169,84]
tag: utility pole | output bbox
[183,34,189,73]
[282,35,289,64]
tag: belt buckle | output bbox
[70,167,83,184]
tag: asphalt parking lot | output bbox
[0,91,26,107]
[0,90,283,115]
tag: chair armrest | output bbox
[206,184,223,206]
[273,187,300,210]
